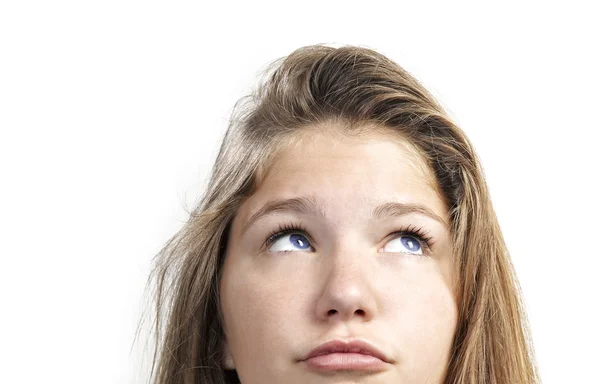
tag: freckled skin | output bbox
[220,128,458,384]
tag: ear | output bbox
[221,338,235,370]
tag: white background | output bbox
[1,1,598,383]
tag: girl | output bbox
[143,44,539,383]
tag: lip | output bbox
[301,339,392,372]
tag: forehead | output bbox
[237,127,449,227]
[272,128,434,183]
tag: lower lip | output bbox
[303,353,388,371]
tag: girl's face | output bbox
[220,127,457,383]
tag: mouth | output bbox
[300,338,392,372]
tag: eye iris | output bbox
[401,236,420,252]
[290,234,310,249]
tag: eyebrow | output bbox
[242,195,448,234]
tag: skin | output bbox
[219,126,458,383]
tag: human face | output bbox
[219,127,457,383]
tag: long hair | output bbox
[139,44,539,383]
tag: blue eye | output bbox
[383,235,423,255]
[265,223,431,256]
[268,233,312,252]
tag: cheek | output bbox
[387,266,458,365]
[219,258,306,358]
[225,276,301,329]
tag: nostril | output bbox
[355,309,365,316]
[327,309,337,316]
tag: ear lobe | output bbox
[221,339,235,370]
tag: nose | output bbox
[315,246,378,323]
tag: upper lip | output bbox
[302,339,392,363]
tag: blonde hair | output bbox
[141,44,539,383]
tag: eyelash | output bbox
[264,221,435,254]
